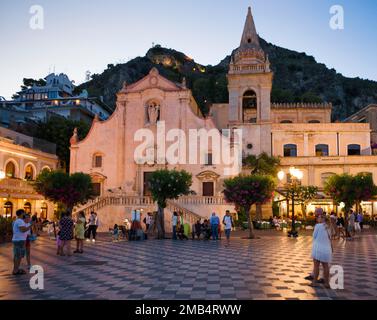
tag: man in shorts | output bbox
[12,209,32,275]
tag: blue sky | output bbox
[0,0,376,99]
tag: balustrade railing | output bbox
[73,195,228,224]
[0,178,36,193]
[166,200,202,225]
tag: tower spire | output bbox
[240,6,260,49]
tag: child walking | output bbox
[112,224,119,242]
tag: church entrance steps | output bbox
[73,195,234,232]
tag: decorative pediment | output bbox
[122,68,182,93]
[90,172,107,182]
[196,171,220,181]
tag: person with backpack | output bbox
[223,210,234,246]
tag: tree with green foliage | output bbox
[149,169,192,239]
[296,186,319,218]
[33,170,95,212]
[34,117,90,172]
[243,153,281,220]
[353,173,377,212]
[223,175,276,239]
[325,173,377,236]
[21,78,47,90]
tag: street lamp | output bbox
[278,167,303,238]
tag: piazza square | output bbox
[1,230,377,300]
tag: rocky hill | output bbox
[77,39,377,120]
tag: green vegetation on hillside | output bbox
[78,40,377,121]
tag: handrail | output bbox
[166,200,203,225]
[73,196,229,223]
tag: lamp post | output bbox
[278,167,303,238]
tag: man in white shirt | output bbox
[145,213,152,232]
[12,209,32,275]
[223,210,234,246]
[87,212,97,242]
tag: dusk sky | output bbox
[0,0,376,99]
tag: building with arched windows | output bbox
[0,127,58,219]
[70,7,377,229]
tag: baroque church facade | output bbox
[70,7,377,230]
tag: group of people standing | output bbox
[56,211,99,257]
[328,210,364,240]
[172,211,234,246]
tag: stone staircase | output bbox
[73,195,214,231]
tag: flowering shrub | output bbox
[33,170,95,211]
[223,175,276,238]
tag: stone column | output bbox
[303,133,309,157]
[0,151,4,171]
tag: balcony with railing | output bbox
[0,178,40,196]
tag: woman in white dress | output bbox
[311,213,333,288]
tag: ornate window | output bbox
[283,144,297,157]
[4,201,13,218]
[93,154,103,168]
[5,161,16,178]
[205,153,213,166]
[321,172,336,186]
[315,144,329,157]
[25,164,35,180]
[348,144,361,156]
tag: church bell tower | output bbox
[228,7,273,125]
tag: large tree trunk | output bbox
[245,206,255,239]
[344,206,350,238]
[156,206,165,239]
[255,204,263,221]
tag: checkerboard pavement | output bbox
[1,231,377,300]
